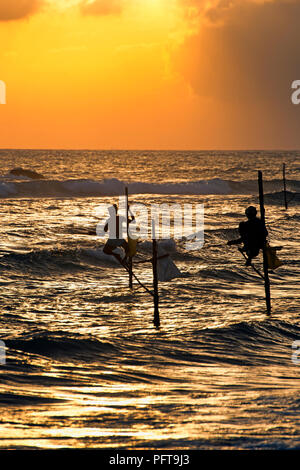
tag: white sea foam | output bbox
[0,182,17,197]
[0,175,299,198]
[0,177,232,198]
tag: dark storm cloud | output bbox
[178,0,300,102]
[175,0,300,146]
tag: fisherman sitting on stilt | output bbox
[103,204,135,265]
[227,206,268,266]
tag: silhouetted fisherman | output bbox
[103,204,135,264]
[227,206,268,266]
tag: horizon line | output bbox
[0,147,299,152]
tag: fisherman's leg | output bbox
[103,240,121,259]
[120,240,129,261]
[112,251,124,264]
[109,240,128,264]
[245,246,260,266]
[103,239,128,265]
[103,244,113,255]
[244,254,252,266]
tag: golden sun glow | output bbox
[1,0,298,149]
[0,0,197,149]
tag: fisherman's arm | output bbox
[128,208,135,223]
[227,238,243,246]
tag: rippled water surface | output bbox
[0,150,299,449]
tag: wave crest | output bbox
[1,177,299,198]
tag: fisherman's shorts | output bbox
[104,239,126,252]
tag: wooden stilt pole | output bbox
[125,187,133,289]
[128,256,133,289]
[152,220,160,328]
[283,163,288,210]
[258,171,271,315]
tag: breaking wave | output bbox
[0,177,299,198]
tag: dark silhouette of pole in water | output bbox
[258,171,271,315]
[125,187,133,289]
[152,220,160,328]
[283,163,288,210]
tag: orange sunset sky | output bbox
[1,0,300,150]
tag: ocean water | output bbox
[0,149,299,450]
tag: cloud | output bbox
[175,0,300,147]
[80,0,125,16]
[177,0,300,104]
[0,0,44,21]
